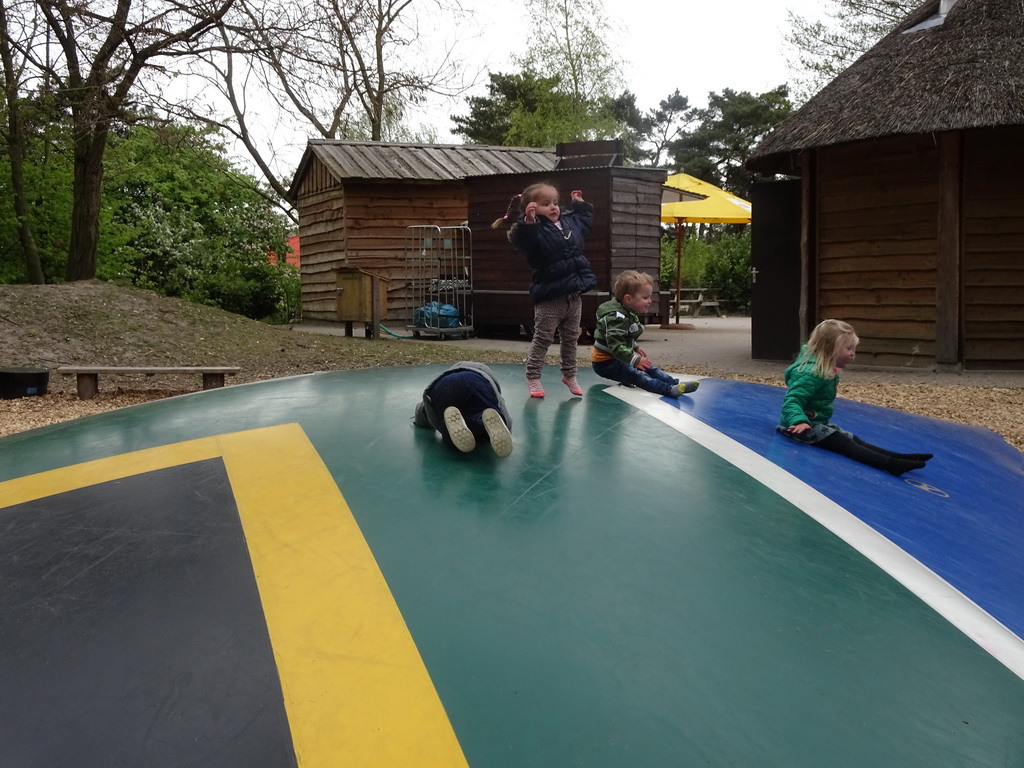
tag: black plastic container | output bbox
[0,367,49,399]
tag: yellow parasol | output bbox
[661,174,751,322]
[661,173,752,224]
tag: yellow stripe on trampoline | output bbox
[0,424,469,768]
[0,439,222,507]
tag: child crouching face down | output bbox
[413,362,514,457]
[778,319,933,476]
[591,270,699,398]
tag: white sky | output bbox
[230,0,826,183]
[406,0,824,143]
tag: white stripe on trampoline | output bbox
[608,385,1024,682]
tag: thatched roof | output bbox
[288,140,557,199]
[748,0,1024,174]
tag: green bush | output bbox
[94,123,294,320]
[181,252,290,320]
[659,230,709,290]
[268,265,301,324]
[699,229,751,314]
[660,226,751,313]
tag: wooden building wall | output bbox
[295,157,468,322]
[294,159,345,320]
[962,126,1024,370]
[466,167,665,333]
[816,136,940,368]
[811,130,1024,370]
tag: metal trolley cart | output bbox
[405,225,473,339]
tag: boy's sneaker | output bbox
[527,379,545,398]
[443,406,476,452]
[482,408,513,457]
[561,376,583,396]
[675,380,700,397]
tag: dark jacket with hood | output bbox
[508,200,597,305]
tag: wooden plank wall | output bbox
[343,181,468,324]
[608,174,663,279]
[816,136,940,368]
[962,126,1024,370]
[295,160,345,320]
[295,159,468,322]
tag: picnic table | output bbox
[669,288,722,318]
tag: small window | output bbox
[902,0,959,33]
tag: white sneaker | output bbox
[481,408,513,457]
[443,406,476,453]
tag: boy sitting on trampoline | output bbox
[591,270,699,398]
[414,361,513,457]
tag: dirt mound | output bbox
[0,281,520,388]
[0,281,523,436]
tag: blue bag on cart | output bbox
[414,301,460,329]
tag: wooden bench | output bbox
[56,366,240,400]
[668,288,722,318]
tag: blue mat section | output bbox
[677,377,1024,640]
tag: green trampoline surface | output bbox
[1,364,1022,767]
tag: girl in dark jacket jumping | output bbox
[493,182,597,398]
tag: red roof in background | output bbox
[269,236,300,267]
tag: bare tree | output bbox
[786,0,918,103]
[170,0,469,206]
[2,0,470,281]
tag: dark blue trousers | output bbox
[426,370,503,448]
[592,359,679,397]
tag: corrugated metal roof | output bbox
[294,140,558,189]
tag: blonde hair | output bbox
[490,182,559,229]
[612,270,655,302]
[801,319,859,379]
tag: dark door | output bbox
[750,179,802,361]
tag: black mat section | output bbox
[0,459,298,768]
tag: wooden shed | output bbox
[288,140,668,334]
[288,141,555,323]
[747,0,1024,370]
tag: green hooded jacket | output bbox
[779,347,839,428]
[593,298,644,367]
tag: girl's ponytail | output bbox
[491,194,523,229]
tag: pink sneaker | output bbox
[561,376,583,396]
[527,379,545,398]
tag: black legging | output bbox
[817,432,932,476]
[851,435,933,462]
